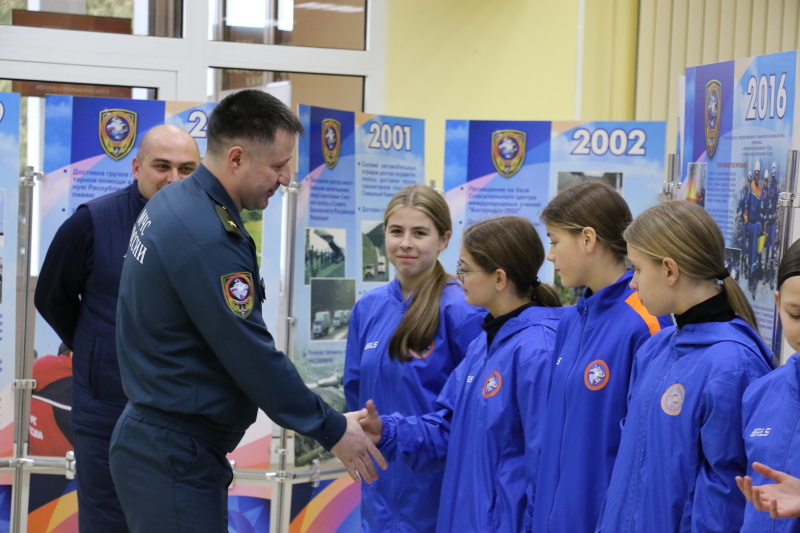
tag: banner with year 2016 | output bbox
[290,105,423,533]
[441,119,666,302]
[682,50,797,355]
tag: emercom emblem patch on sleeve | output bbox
[221,272,255,318]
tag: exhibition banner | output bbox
[0,92,21,532]
[0,93,20,463]
[440,119,667,293]
[290,104,424,532]
[682,50,797,353]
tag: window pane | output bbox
[0,0,183,38]
[209,68,364,114]
[209,0,366,50]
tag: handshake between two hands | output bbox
[331,399,388,484]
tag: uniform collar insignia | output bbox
[214,203,242,238]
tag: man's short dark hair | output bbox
[206,89,303,156]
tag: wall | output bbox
[383,0,640,185]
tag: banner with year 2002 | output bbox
[441,119,667,303]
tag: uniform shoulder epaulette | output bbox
[214,203,242,238]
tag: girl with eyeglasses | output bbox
[357,215,563,532]
[532,181,672,533]
[597,200,772,532]
[343,184,484,533]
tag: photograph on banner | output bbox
[292,105,423,467]
[305,227,346,284]
[310,278,355,342]
[0,92,20,468]
[441,120,553,276]
[360,220,389,283]
[549,120,667,304]
[683,50,797,354]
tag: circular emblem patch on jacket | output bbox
[584,359,610,391]
[661,383,685,416]
[221,272,254,318]
[409,341,435,359]
[482,371,502,398]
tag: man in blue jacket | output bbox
[35,123,201,532]
[109,89,385,532]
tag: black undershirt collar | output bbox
[673,290,735,329]
[482,302,536,347]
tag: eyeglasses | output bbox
[456,260,489,283]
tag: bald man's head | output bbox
[133,124,201,199]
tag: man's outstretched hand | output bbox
[331,409,388,483]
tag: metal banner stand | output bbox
[265,172,351,532]
[776,149,800,363]
[8,168,76,533]
[662,153,681,201]
[271,172,301,533]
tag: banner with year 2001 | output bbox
[290,104,424,533]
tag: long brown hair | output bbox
[385,185,452,362]
[624,200,758,331]
[540,181,631,260]
[462,216,561,307]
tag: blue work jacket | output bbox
[344,278,484,532]
[597,318,773,533]
[532,270,671,532]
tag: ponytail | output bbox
[389,261,449,361]
[722,277,758,332]
[531,282,561,308]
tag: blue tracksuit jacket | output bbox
[532,270,671,532]
[741,353,800,533]
[378,304,563,532]
[344,278,485,533]
[597,318,773,533]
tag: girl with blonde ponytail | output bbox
[598,200,773,533]
[343,185,484,532]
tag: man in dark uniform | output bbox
[35,124,200,532]
[110,89,386,532]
